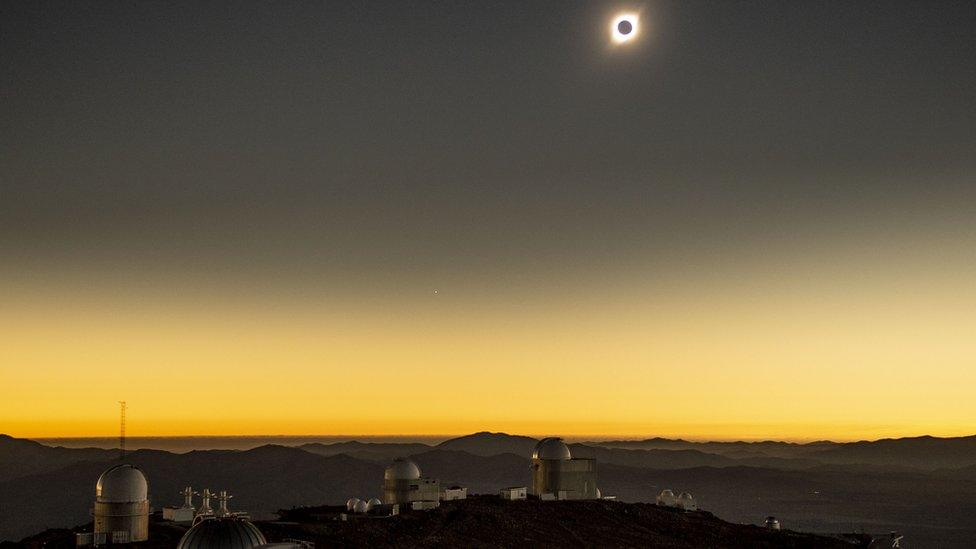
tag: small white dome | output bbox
[656,489,677,506]
[96,464,148,503]
[366,497,382,511]
[384,458,421,481]
[677,492,697,511]
[346,498,361,511]
[353,500,369,513]
[533,437,572,460]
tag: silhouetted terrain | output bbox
[299,441,433,462]
[590,435,976,470]
[10,496,869,549]
[0,435,116,482]
[3,433,976,547]
[434,431,539,457]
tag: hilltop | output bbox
[10,496,868,549]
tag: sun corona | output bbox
[611,13,639,44]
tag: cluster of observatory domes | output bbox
[79,437,707,547]
[656,489,698,511]
[345,497,383,514]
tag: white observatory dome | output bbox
[366,497,382,511]
[177,517,266,549]
[677,492,697,511]
[384,458,422,481]
[353,500,369,513]
[346,498,361,511]
[656,489,677,507]
[532,437,572,460]
[96,464,149,503]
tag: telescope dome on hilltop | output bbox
[657,489,677,506]
[384,458,421,481]
[532,437,572,460]
[677,492,697,511]
[177,517,266,549]
[96,464,148,503]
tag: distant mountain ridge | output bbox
[3,433,976,547]
[0,434,117,482]
[586,434,976,469]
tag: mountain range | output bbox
[2,432,975,547]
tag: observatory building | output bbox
[177,517,267,549]
[530,437,598,500]
[177,490,267,549]
[93,464,150,542]
[676,492,698,511]
[657,489,677,507]
[163,487,197,523]
[382,458,440,508]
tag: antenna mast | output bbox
[119,401,126,460]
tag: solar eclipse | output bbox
[611,13,639,44]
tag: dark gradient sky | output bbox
[2,1,975,438]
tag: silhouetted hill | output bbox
[434,431,539,456]
[807,435,976,469]
[13,497,869,548]
[590,435,976,469]
[595,463,976,549]
[0,434,116,481]
[410,449,529,493]
[0,444,384,542]
[299,440,433,461]
[588,437,832,458]
[4,435,976,547]
[263,496,866,548]
[570,443,739,469]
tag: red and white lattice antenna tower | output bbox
[119,401,126,460]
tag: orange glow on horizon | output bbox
[2,233,975,443]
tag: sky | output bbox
[2,1,975,441]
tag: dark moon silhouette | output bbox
[617,20,633,35]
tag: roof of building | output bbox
[533,437,572,460]
[95,464,149,503]
[384,458,422,481]
[176,517,267,549]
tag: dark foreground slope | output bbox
[10,496,867,549]
[267,496,867,548]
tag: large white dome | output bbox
[384,458,421,481]
[96,464,148,503]
[532,437,572,460]
[177,517,266,549]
